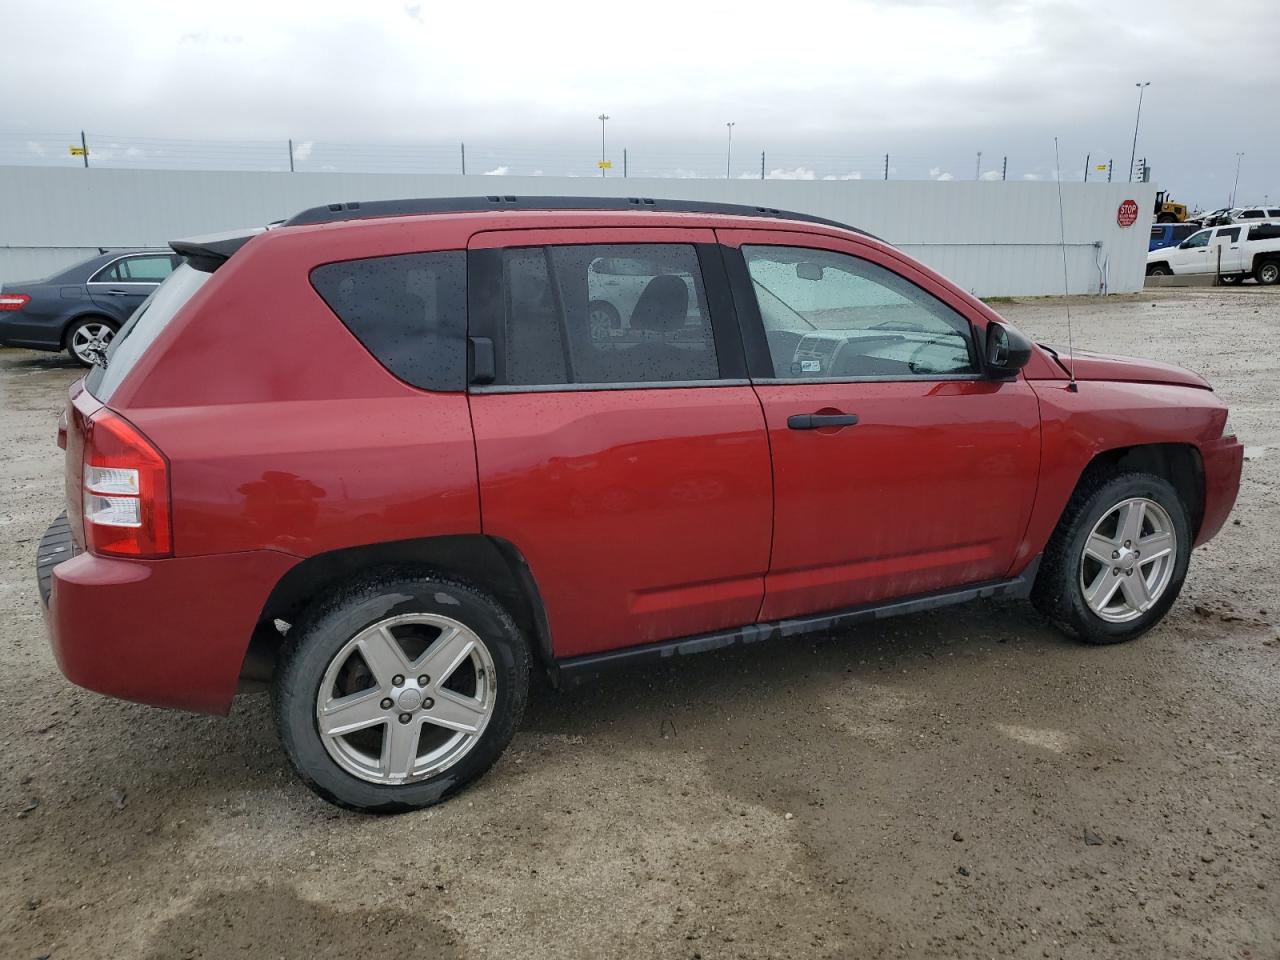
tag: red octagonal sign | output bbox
[1117,199,1140,227]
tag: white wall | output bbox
[0,166,1156,295]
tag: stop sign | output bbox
[1117,199,1140,227]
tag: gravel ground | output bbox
[2,287,1277,960]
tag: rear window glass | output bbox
[310,251,465,392]
[86,263,209,400]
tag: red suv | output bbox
[38,197,1243,812]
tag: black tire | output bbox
[1031,471,1192,645]
[1156,213,1177,224]
[1146,263,1171,277]
[1255,259,1280,286]
[1218,274,1242,285]
[64,316,118,367]
[273,572,530,813]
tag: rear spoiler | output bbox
[170,227,264,272]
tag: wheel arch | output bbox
[1075,442,1205,538]
[243,535,556,687]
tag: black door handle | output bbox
[787,413,859,430]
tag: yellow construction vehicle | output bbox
[1154,190,1188,223]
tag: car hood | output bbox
[1039,345,1210,389]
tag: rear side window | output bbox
[311,251,466,392]
[86,263,210,400]
[496,243,719,387]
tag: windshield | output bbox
[85,262,209,400]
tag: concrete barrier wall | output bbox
[0,166,1156,296]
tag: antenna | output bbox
[1053,137,1079,392]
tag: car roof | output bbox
[174,196,884,271]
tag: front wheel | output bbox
[1032,472,1191,645]
[273,573,530,812]
[1156,213,1177,224]
[1146,263,1171,277]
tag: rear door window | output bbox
[118,255,178,281]
[310,251,466,391]
[494,243,719,386]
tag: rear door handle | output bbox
[787,413,859,430]
[106,289,130,296]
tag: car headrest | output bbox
[629,275,689,334]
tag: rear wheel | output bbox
[65,316,118,367]
[1032,471,1191,645]
[273,573,530,812]
[1156,213,1177,224]
[1218,274,1242,285]
[1255,259,1280,286]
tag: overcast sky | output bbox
[2,0,1276,209]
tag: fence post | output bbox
[883,154,889,180]
[80,130,89,168]
[288,139,295,172]
[623,148,627,178]
[1107,159,1113,182]
[760,151,765,180]
[1002,156,1007,181]
[1083,153,1089,182]
[460,143,466,175]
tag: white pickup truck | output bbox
[1147,222,1280,285]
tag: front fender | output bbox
[1013,379,1229,573]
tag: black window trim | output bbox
[722,242,988,384]
[465,239,747,392]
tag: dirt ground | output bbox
[2,286,1277,960]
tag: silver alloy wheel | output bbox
[315,613,497,785]
[1260,262,1279,284]
[588,305,613,341]
[70,321,115,364]
[1079,497,1177,623]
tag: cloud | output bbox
[483,165,510,175]
[404,3,423,22]
[930,167,954,181]
[292,140,314,162]
[822,171,862,180]
[1021,172,1045,181]
[980,169,1002,181]
[26,141,46,157]
[767,166,816,180]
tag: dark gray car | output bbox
[0,249,180,365]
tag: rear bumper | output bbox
[0,314,62,350]
[1195,435,1244,547]
[39,515,298,714]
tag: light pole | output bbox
[598,113,609,177]
[1230,152,1244,207]
[1128,81,1150,183]
[725,122,735,179]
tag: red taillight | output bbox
[0,293,31,311]
[81,410,171,558]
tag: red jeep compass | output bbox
[37,196,1243,812]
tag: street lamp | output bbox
[1230,152,1244,207]
[1128,81,1150,183]
[598,113,609,178]
[726,122,735,179]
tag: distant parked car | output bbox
[1149,222,1201,252]
[1232,206,1280,224]
[0,249,181,366]
[1147,222,1280,284]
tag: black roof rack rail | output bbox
[281,195,877,239]
[170,227,264,272]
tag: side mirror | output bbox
[985,321,1032,379]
